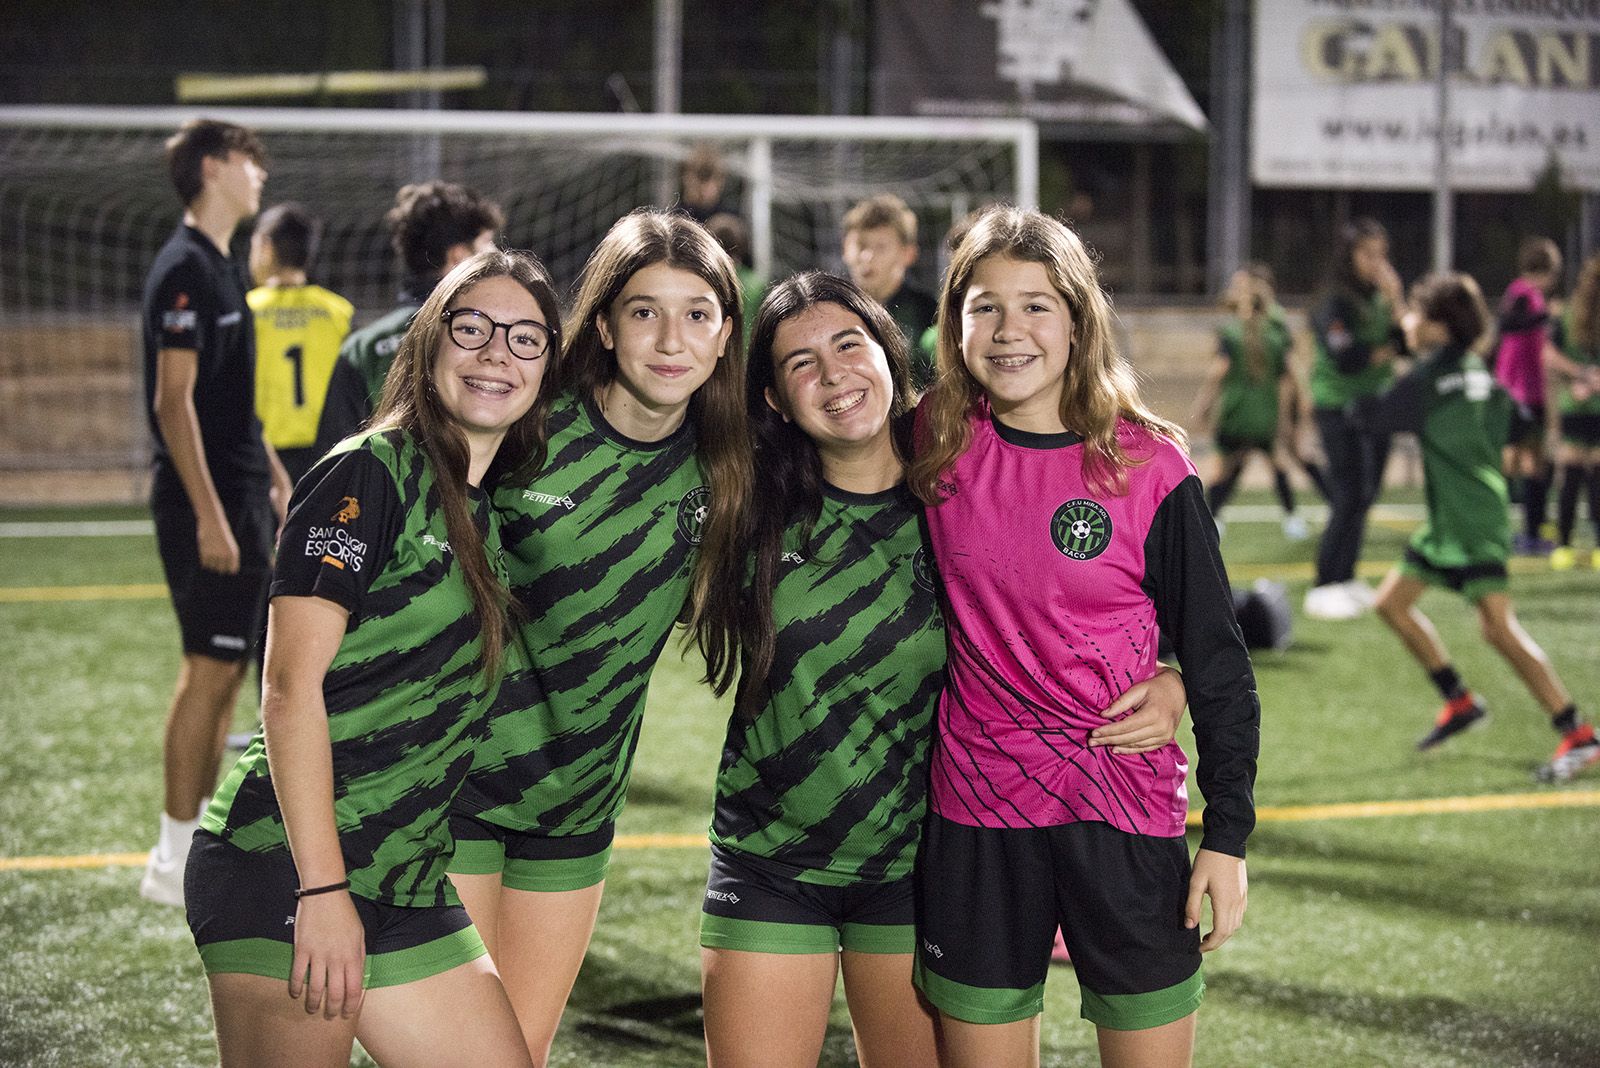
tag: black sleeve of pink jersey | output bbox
[147,254,212,356]
[270,449,401,616]
[1347,361,1428,437]
[1498,293,1548,334]
[1140,475,1260,858]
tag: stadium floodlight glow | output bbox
[0,105,1037,481]
[175,68,489,103]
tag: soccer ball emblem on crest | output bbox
[677,486,712,545]
[1050,498,1112,560]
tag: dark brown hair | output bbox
[255,202,319,271]
[1409,271,1491,351]
[387,181,505,280]
[165,119,266,206]
[908,205,1184,504]
[372,248,563,677]
[559,209,753,694]
[709,271,914,716]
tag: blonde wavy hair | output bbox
[907,205,1184,503]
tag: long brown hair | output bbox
[558,209,753,694]
[1571,254,1600,355]
[708,271,915,716]
[907,205,1184,503]
[372,248,563,677]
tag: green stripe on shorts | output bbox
[502,845,611,892]
[700,914,839,954]
[913,952,1044,1024]
[1080,968,1204,1031]
[840,922,913,955]
[446,836,505,876]
[196,927,487,989]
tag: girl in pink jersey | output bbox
[907,206,1260,1068]
[1494,237,1563,554]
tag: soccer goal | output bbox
[0,105,1037,493]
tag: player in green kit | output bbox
[1359,273,1599,782]
[692,272,1189,1068]
[446,210,752,1064]
[185,249,562,1067]
[1194,267,1308,540]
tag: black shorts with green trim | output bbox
[1399,547,1509,602]
[913,815,1203,1031]
[699,843,914,955]
[1507,402,1547,448]
[445,812,613,892]
[1215,430,1274,456]
[1560,411,1600,447]
[184,830,485,988]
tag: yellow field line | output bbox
[5,791,1597,873]
[0,583,167,603]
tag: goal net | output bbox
[0,106,1037,493]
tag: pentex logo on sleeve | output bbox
[162,291,196,334]
[1050,498,1112,560]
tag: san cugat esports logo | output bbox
[305,497,369,571]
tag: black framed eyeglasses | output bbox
[442,308,551,361]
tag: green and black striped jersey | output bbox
[202,429,505,907]
[710,484,945,886]
[456,391,705,835]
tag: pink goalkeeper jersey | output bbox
[922,405,1259,854]
[1493,277,1548,409]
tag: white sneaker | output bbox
[1303,582,1363,620]
[1281,514,1309,541]
[1342,579,1377,609]
[139,810,200,907]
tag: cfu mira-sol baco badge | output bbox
[1050,498,1112,561]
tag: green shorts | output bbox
[698,844,915,955]
[1400,548,1509,603]
[185,831,486,988]
[446,812,613,892]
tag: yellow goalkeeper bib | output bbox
[249,284,355,449]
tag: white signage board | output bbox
[1252,1,1600,191]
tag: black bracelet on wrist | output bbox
[293,879,351,899]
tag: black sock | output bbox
[1556,464,1585,546]
[1429,665,1467,702]
[1301,461,1331,501]
[1524,473,1551,539]
[1552,705,1579,735]
[1587,467,1600,544]
[1273,468,1296,514]
[1207,470,1240,515]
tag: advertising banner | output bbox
[1253,0,1600,191]
[873,0,1205,132]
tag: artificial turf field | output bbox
[1,493,1597,1067]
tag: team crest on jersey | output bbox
[677,486,711,545]
[1051,498,1112,560]
[912,546,939,593]
[332,497,361,523]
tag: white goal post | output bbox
[0,105,1037,484]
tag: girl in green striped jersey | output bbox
[190,250,561,1068]
[447,211,753,1064]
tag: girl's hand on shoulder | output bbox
[1088,666,1186,754]
[287,890,366,1019]
[1186,849,1247,952]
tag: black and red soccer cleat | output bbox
[1416,694,1487,752]
[1536,723,1600,783]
